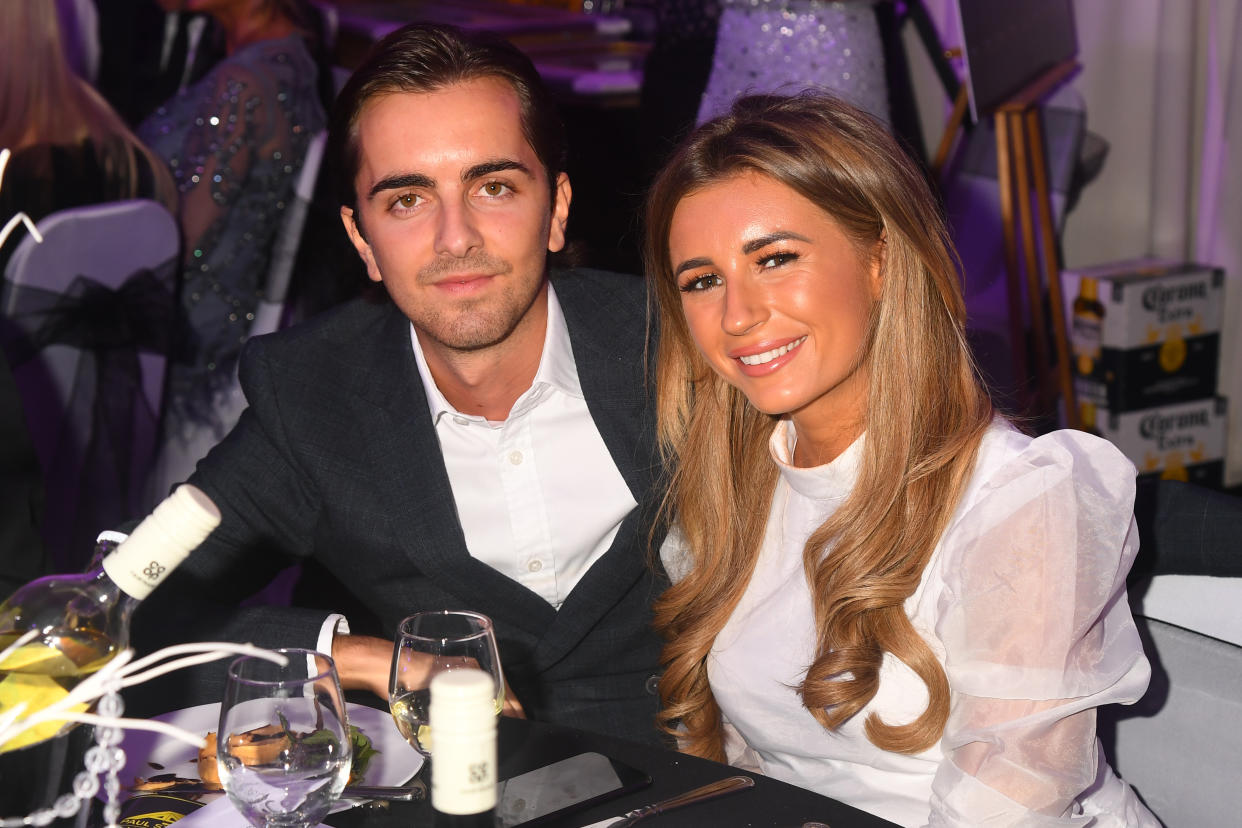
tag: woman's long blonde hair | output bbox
[0,0,175,208]
[644,93,994,760]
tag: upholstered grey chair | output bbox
[1101,480,1242,827]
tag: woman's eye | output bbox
[758,251,797,268]
[679,274,723,293]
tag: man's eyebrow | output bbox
[368,172,434,199]
[673,257,713,279]
[464,159,532,181]
[741,231,811,254]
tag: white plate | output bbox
[118,701,423,817]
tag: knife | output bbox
[580,775,755,828]
[126,782,425,802]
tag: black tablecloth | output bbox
[326,715,897,828]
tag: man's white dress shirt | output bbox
[318,284,636,652]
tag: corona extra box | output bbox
[1063,260,1224,412]
[1097,396,1228,489]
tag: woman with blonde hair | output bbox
[645,92,1158,826]
[0,0,176,252]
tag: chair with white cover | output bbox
[249,129,327,339]
[1,198,180,569]
[1098,481,1242,827]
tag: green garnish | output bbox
[348,725,380,783]
[270,712,380,783]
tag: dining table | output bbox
[323,712,900,828]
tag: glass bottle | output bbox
[0,485,221,752]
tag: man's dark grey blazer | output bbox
[133,268,669,744]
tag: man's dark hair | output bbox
[328,22,567,211]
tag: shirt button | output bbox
[527,559,543,573]
[453,415,470,426]
[508,451,524,465]
[645,674,661,695]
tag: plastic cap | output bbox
[430,668,495,730]
[102,485,222,599]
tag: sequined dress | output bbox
[138,34,325,433]
[697,0,889,125]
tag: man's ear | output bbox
[341,206,382,283]
[547,172,572,253]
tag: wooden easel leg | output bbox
[1011,108,1055,419]
[994,112,1029,412]
[933,86,970,178]
[1024,107,1078,429]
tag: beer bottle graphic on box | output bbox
[1071,276,1105,378]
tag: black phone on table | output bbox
[497,750,651,827]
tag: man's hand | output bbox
[502,686,526,718]
[332,634,392,699]
[331,633,526,718]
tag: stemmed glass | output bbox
[218,648,352,827]
[388,610,505,758]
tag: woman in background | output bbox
[0,0,176,268]
[695,0,890,125]
[138,0,329,482]
[645,93,1158,826]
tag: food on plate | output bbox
[131,722,380,791]
[129,774,209,794]
[347,725,380,784]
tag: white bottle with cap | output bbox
[430,667,499,827]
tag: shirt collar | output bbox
[410,282,584,424]
[770,419,865,500]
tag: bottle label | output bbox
[117,792,203,826]
[102,549,178,601]
[101,486,220,600]
[431,729,497,815]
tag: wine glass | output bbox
[389,610,504,758]
[218,648,351,828]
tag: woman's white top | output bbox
[661,420,1160,827]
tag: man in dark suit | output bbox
[133,23,667,744]
[94,1,222,126]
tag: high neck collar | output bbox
[770,419,864,500]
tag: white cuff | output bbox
[317,613,350,661]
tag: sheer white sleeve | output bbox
[928,431,1155,826]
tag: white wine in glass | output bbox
[388,610,504,758]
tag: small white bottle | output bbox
[430,668,498,827]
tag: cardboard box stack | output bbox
[1062,259,1228,488]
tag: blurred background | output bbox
[2,0,1239,576]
